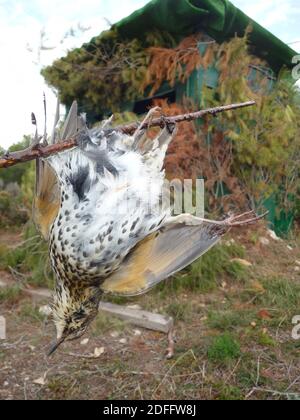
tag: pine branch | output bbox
[0,101,255,169]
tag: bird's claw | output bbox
[158,114,176,134]
[224,210,268,227]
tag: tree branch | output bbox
[0,101,255,169]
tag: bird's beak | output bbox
[47,337,65,357]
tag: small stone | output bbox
[294,266,300,272]
[225,239,236,246]
[119,338,127,344]
[39,305,52,316]
[295,260,300,267]
[3,381,9,387]
[110,331,120,338]
[94,347,105,357]
[80,338,89,346]
[133,329,142,336]
[259,237,270,246]
[251,322,257,328]
[267,229,282,241]
[33,376,46,386]
[287,245,293,251]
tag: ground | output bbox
[0,224,300,400]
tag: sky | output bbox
[0,0,299,149]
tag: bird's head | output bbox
[48,284,102,356]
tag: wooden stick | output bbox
[0,280,174,334]
[0,100,255,169]
[119,101,255,132]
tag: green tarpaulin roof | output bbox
[113,0,297,74]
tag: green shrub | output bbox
[207,333,241,363]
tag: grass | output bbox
[18,303,47,323]
[256,331,276,347]
[91,313,127,336]
[166,301,193,321]
[217,384,243,400]
[206,309,255,331]
[157,241,248,295]
[225,260,248,283]
[207,333,241,363]
[0,223,54,289]
[0,285,23,305]
[260,276,300,311]
[47,377,81,400]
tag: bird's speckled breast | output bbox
[49,198,129,288]
[48,192,155,288]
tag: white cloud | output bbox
[232,0,300,45]
[0,0,148,149]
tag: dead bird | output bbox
[32,101,263,356]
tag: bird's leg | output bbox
[166,327,176,359]
[221,211,268,227]
[164,211,267,228]
[133,106,162,144]
[164,214,206,226]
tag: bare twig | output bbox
[121,101,255,133]
[0,101,255,169]
[224,357,242,385]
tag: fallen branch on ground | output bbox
[0,101,255,169]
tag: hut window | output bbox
[133,90,176,115]
[248,64,276,93]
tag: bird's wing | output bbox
[101,211,264,296]
[100,219,227,296]
[33,101,80,240]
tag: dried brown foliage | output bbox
[143,34,214,96]
[154,100,247,212]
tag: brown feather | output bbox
[101,222,227,296]
[33,161,60,240]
